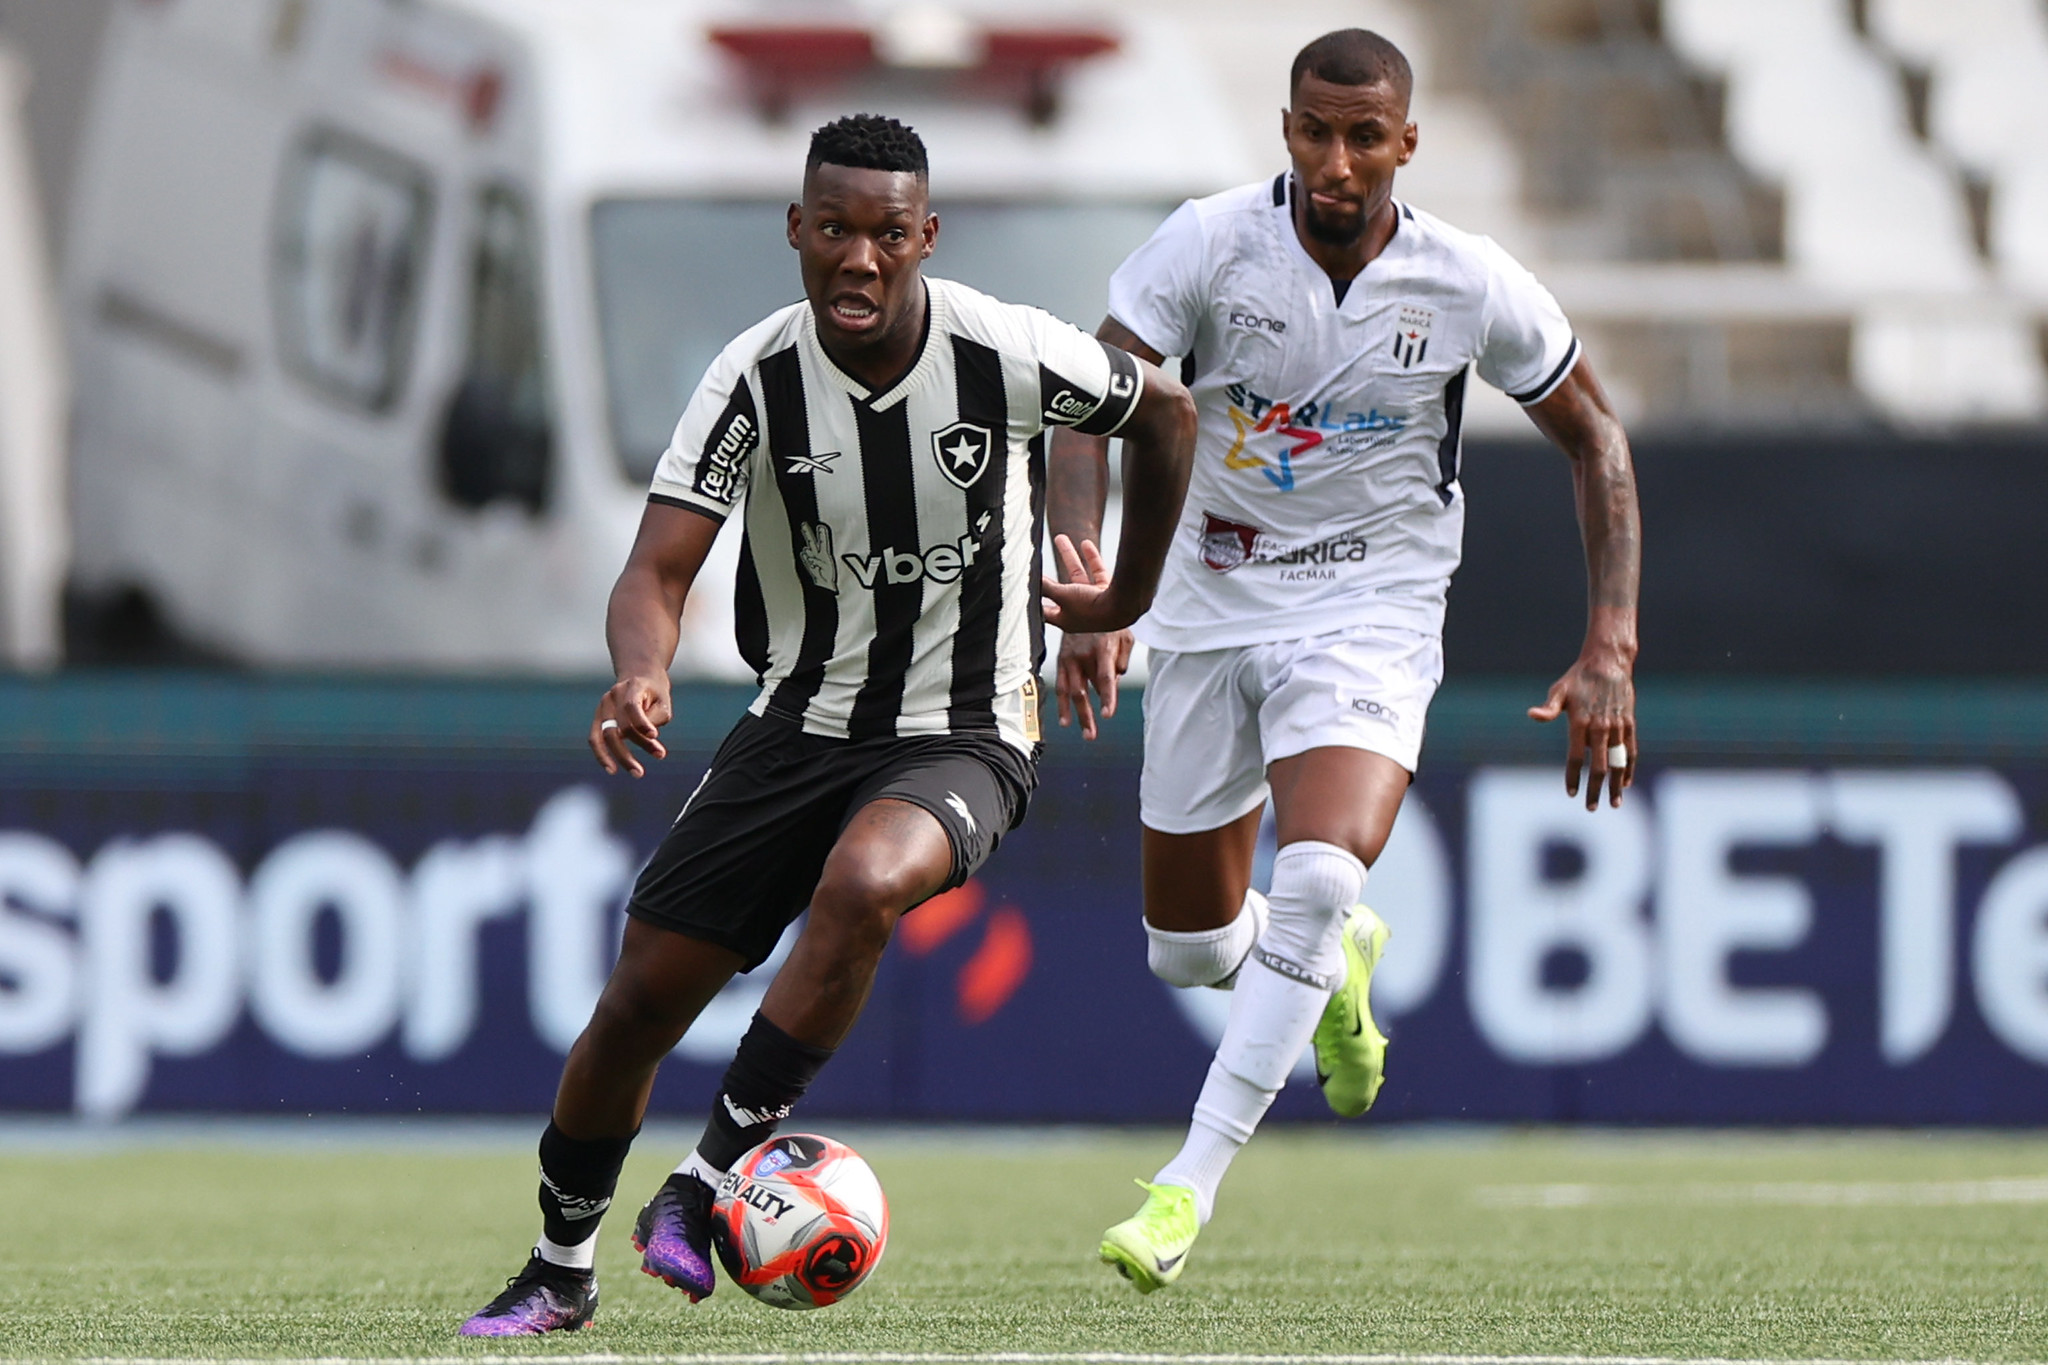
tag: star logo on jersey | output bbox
[1392,304,1435,368]
[931,421,994,490]
[785,449,840,477]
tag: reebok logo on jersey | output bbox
[786,449,840,476]
[1392,305,1434,368]
[842,532,983,588]
[932,421,994,490]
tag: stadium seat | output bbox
[1662,0,1981,290]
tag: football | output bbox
[710,1133,890,1310]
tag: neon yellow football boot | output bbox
[1312,904,1391,1117]
[1098,1180,1199,1293]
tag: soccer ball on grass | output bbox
[711,1133,889,1309]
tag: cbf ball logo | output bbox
[932,421,994,490]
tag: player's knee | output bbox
[1145,891,1268,987]
[1259,840,1364,978]
[808,862,915,951]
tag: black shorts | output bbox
[626,711,1039,970]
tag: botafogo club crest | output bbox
[931,420,995,489]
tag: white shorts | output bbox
[1138,623,1443,835]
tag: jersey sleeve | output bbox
[647,342,758,520]
[1473,238,1581,406]
[1105,199,1206,358]
[1027,309,1146,437]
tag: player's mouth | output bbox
[827,294,883,330]
[1309,189,1362,215]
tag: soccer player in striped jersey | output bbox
[460,114,1194,1336]
[1048,30,1642,1291]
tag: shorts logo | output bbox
[797,521,837,591]
[1392,304,1434,368]
[945,791,977,834]
[932,421,994,490]
[1200,512,1260,572]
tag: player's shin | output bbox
[1144,889,1270,989]
[536,1122,637,1269]
[1155,842,1362,1220]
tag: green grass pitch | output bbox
[3,1125,2045,1361]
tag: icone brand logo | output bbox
[843,531,983,588]
[1221,383,1406,492]
[1230,309,1287,334]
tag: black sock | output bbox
[695,1012,835,1174]
[537,1121,636,1248]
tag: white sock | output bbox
[535,1232,596,1271]
[1154,842,1364,1223]
[1144,889,1270,988]
[674,1149,725,1188]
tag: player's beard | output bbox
[1301,197,1367,246]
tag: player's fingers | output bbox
[1584,722,1612,811]
[617,696,667,760]
[1113,630,1134,674]
[1527,680,1567,722]
[588,717,618,774]
[1096,655,1119,720]
[602,723,644,778]
[1077,538,1112,587]
[1564,713,1588,798]
[1052,534,1087,585]
[1618,717,1639,795]
[1075,689,1099,741]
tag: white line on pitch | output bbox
[1475,1177,2048,1208]
[66,1353,2021,1365]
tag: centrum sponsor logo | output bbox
[1220,383,1406,491]
[696,411,755,502]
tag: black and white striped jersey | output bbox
[650,277,1144,752]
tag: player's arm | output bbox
[1041,352,1195,636]
[1046,318,1168,738]
[590,503,723,777]
[1522,356,1641,810]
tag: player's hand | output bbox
[591,673,672,778]
[1056,626,1134,741]
[1528,651,1636,810]
[1040,535,1138,636]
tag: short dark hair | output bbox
[1289,29,1413,106]
[806,114,928,179]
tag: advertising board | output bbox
[5,676,2048,1123]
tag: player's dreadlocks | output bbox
[806,114,928,179]
[1290,28,1413,106]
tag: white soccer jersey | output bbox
[650,277,1143,751]
[1108,174,1579,652]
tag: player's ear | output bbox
[1398,121,1417,166]
[921,210,938,260]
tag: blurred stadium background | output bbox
[1,0,2048,1134]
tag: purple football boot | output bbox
[631,1173,718,1301]
[458,1252,597,1336]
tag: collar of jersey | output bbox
[802,282,945,411]
[1275,175,1413,300]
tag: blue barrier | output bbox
[4,674,2048,1122]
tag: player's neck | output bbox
[816,278,931,393]
[1290,194,1400,285]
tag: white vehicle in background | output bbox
[60,0,1247,675]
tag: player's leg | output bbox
[462,715,843,1333]
[637,732,1032,1296]
[1137,645,1271,989]
[459,922,746,1336]
[1268,746,1406,1117]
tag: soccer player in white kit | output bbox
[1047,29,1642,1291]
